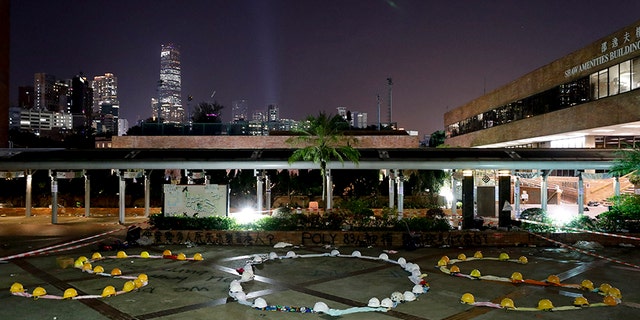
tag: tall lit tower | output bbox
[157,43,183,123]
[92,73,119,134]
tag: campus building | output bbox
[445,19,640,149]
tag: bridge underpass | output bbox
[0,148,620,228]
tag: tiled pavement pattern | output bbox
[1,216,639,320]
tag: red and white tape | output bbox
[0,225,127,262]
[527,231,640,269]
[516,219,640,242]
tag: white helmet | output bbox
[391,291,404,302]
[378,253,389,260]
[351,250,362,257]
[404,263,420,273]
[403,291,416,301]
[268,252,279,260]
[233,291,247,301]
[240,271,254,282]
[330,250,340,256]
[397,257,407,267]
[286,251,296,258]
[381,298,394,308]
[252,297,268,309]
[252,255,263,263]
[412,284,426,294]
[313,302,329,313]
[368,297,381,307]
[229,280,243,292]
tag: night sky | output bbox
[9,0,640,136]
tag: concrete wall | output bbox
[111,135,419,149]
[145,229,636,248]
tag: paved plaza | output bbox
[1,216,639,320]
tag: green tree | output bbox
[191,102,224,123]
[287,112,360,209]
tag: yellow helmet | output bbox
[140,251,150,258]
[537,299,554,310]
[110,268,122,276]
[177,253,187,261]
[449,265,461,273]
[498,252,510,261]
[162,249,172,256]
[473,251,483,258]
[10,282,25,293]
[470,269,481,278]
[82,262,92,271]
[518,256,528,264]
[441,255,450,263]
[138,273,149,283]
[93,265,105,274]
[460,293,475,304]
[573,296,589,307]
[63,288,78,299]
[74,258,86,268]
[547,275,560,285]
[603,295,618,306]
[101,285,116,298]
[91,252,103,260]
[437,258,448,267]
[133,279,144,289]
[581,279,594,291]
[122,281,136,292]
[599,283,612,294]
[32,286,47,299]
[193,253,203,261]
[116,251,127,259]
[608,287,622,299]
[76,256,88,264]
[500,298,515,309]
[457,253,467,261]
[510,272,523,282]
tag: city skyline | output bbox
[9,1,640,135]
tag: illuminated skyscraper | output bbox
[156,43,184,123]
[92,73,119,134]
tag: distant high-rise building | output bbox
[91,73,119,133]
[232,99,248,122]
[71,74,93,128]
[34,73,67,112]
[156,43,184,123]
[267,104,279,122]
[18,86,34,108]
[336,106,347,118]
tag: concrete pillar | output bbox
[25,170,32,217]
[256,173,263,214]
[388,170,395,209]
[397,170,404,220]
[326,169,332,210]
[119,173,126,224]
[514,176,521,218]
[462,170,474,229]
[541,170,549,212]
[50,171,58,224]
[84,171,91,217]
[265,174,271,214]
[450,172,457,217]
[578,171,584,216]
[144,172,150,217]
[498,171,511,227]
[614,176,620,199]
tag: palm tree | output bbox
[287,112,360,209]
